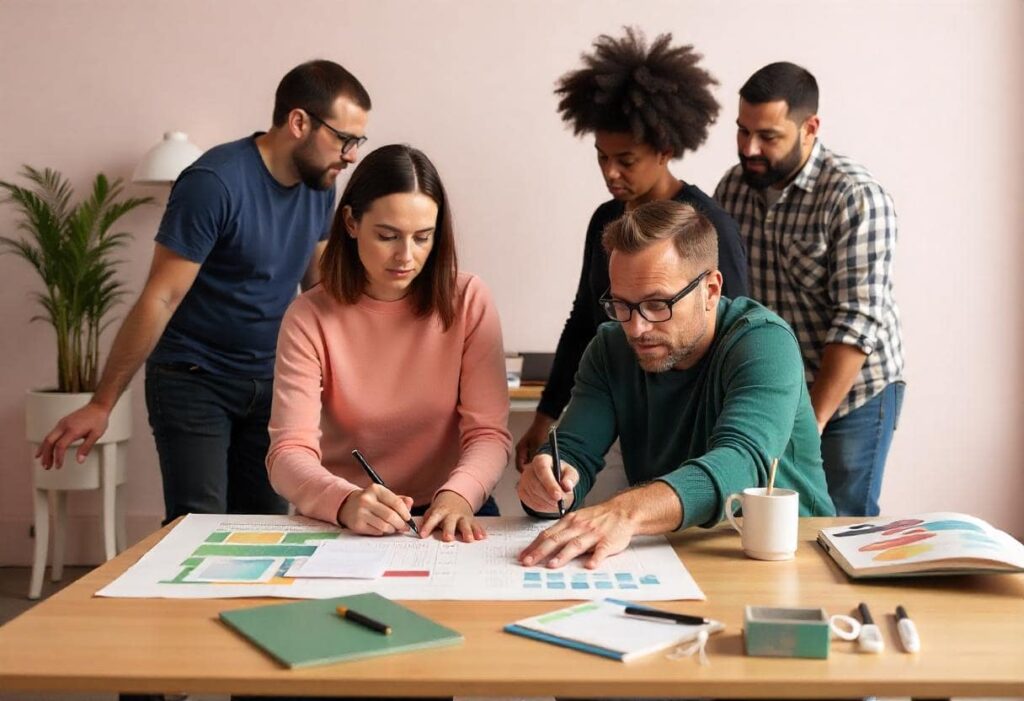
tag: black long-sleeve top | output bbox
[537,183,749,420]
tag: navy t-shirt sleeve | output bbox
[155,169,231,263]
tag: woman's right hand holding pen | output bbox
[337,484,416,536]
[518,453,577,515]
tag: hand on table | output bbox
[421,490,485,542]
[518,501,638,569]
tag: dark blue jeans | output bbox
[820,381,906,516]
[145,362,287,525]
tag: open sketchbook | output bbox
[817,512,1024,578]
[505,598,723,662]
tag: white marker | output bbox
[896,605,921,653]
[857,602,884,653]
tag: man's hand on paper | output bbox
[518,452,577,514]
[519,482,684,569]
[420,490,485,542]
[518,501,637,569]
[337,484,415,536]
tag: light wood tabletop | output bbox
[1,518,1022,698]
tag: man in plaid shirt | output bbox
[714,62,904,516]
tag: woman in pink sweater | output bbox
[267,145,511,542]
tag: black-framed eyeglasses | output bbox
[599,270,711,323]
[306,111,367,155]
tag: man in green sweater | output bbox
[518,200,834,568]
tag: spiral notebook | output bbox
[505,598,723,662]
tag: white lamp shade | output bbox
[132,131,203,184]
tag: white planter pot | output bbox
[26,389,132,488]
[24,389,132,599]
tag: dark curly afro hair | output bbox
[556,27,720,158]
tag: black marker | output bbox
[857,602,884,653]
[351,449,421,536]
[896,605,920,653]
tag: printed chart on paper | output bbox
[97,514,703,601]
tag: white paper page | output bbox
[97,514,704,601]
[284,541,388,579]
[513,598,721,657]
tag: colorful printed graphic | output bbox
[834,518,999,563]
[162,529,340,585]
[521,570,661,590]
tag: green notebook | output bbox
[220,592,463,668]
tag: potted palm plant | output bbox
[1,165,152,538]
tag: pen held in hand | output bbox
[623,606,709,626]
[547,428,566,517]
[336,605,391,635]
[351,449,421,536]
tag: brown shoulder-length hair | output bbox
[320,144,459,329]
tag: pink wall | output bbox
[2,0,1022,564]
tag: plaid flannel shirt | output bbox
[714,140,903,418]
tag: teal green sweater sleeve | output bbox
[553,333,620,508]
[658,320,813,529]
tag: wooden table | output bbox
[1,518,1022,698]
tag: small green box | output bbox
[744,606,830,659]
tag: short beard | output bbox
[293,137,337,191]
[739,138,804,189]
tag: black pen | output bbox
[337,605,391,635]
[351,449,421,536]
[548,427,566,517]
[623,606,709,626]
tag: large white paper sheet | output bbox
[97,514,704,601]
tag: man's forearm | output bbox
[612,481,684,535]
[90,294,177,411]
[809,343,869,430]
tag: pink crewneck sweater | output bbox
[267,272,512,524]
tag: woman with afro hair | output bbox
[516,27,749,468]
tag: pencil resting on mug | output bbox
[623,606,709,626]
[766,457,779,495]
[351,449,421,536]
[548,427,566,517]
[336,605,391,635]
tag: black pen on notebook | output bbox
[336,605,391,635]
[351,449,421,536]
[623,606,709,626]
[548,427,566,517]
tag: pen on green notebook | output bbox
[623,606,709,626]
[548,427,566,517]
[336,605,391,635]
[351,449,421,536]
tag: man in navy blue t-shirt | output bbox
[37,60,372,524]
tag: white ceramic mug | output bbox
[724,487,799,561]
